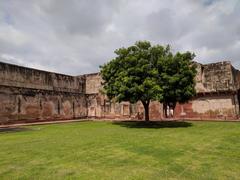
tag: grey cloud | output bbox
[39,0,121,36]
[0,0,239,75]
[145,8,196,44]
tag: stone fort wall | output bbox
[85,61,240,121]
[0,61,240,124]
[0,62,87,124]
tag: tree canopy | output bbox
[158,51,197,117]
[100,41,196,121]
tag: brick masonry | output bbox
[0,61,240,124]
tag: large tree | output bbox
[100,41,196,121]
[100,41,166,121]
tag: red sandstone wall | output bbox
[85,73,102,94]
[0,62,87,124]
[174,94,238,120]
[84,66,239,121]
[85,93,238,121]
[232,66,240,90]
[0,62,85,93]
[86,93,163,121]
[195,61,235,93]
[1,61,240,124]
[84,74,162,120]
[0,86,87,124]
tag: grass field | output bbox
[0,121,239,179]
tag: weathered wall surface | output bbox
[85,73,102,94]
[232,66,240,90]
[86,94,134,119]
[174,94,238,120]
[0,62,87,124]
[85,61,240,120]
[85,94,238,121]
[0,86,87,124]
[0,62,85,93]
[86,93,163,120]
[84,73,164,120]
[85,74,162,120]
[195,61,235,93]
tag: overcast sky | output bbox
[0,0,239,75]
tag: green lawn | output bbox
[0,121,239,179]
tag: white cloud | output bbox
[0,25,29,46]
[0,0,239,75]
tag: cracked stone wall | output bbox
[0,62,87,124]
[195,61,236,93]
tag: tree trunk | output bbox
[142,100,150,122]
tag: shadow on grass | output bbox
[112,121,192,129]
[0,127,33,134]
